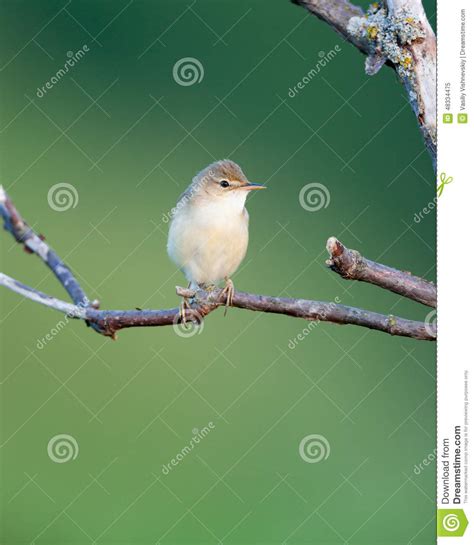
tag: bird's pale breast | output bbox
[167,199,249,285]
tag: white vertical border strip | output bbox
[437,0,473,541]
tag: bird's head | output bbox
[188,160,266,206]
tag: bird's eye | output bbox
[219,180,230,188]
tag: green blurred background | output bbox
[1,0,436,543]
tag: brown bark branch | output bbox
[0,187,436,341]
[291,0,437,166]
[0,186,89,307]
[0,273,435,341]
[326,237,436,307]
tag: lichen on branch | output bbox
[347,2,425,76]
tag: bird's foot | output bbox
[222,277,235,316]
[179,296,192,326]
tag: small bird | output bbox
[167,160,266,318]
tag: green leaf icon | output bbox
[437,509,469,537]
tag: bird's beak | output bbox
[243,182,266,191]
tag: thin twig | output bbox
[0,273,86,318]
